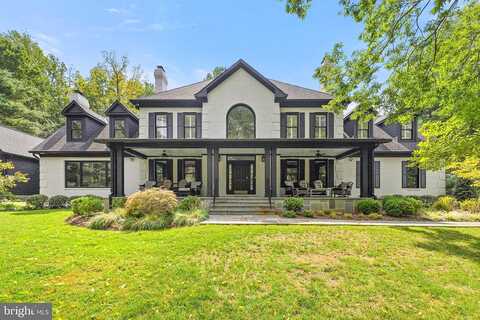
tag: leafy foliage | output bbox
[203,66,226,80]
[88,211,124,230]
[124,188,178,217]
[48,195,69,209]
[460,199,480,213]
[281,210,297,218]
[0,160,29,193]
[26,194,48,210]
[357,199,382,214]
[122,214,174,231]
[177,196,202,211]
[285,1,480,175]
[71,196,104,216]
[283,197,304,212]
[111,196,127,209]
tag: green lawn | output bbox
[1,210,480,319]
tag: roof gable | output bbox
[105,101,139,120]
[62,100,107,125]
[194,59,287,102]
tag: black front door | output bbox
[227,157,256,194]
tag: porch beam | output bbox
[124,148,147,159]
[359,145,375,198]
[335,148,360,160]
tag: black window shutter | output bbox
[148,113,155,138]
[374,160,380,188]
[280,113,287,138]
[419,168,426,188]
[165,160,173,182]
[328,113,334,138]
[368,120,374,138]
[148,159,155,181]
[167,113,173,138]
[327,159,335,187]
[402,161,408,188]
[356,161,360,188]
[196,113,202,138]
[280,159,287,186]
[177,113,184,138]
[299,113,305,138]
[298,159,305,181]
[309,113,316,138]
[195,159,202,181]
[177,159,184,181]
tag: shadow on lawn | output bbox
[401,227,480,263]
[10,209,66,215]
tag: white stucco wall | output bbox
[39,157,145,197]
[336,157,446,197]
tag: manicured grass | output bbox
[1,210,480,319]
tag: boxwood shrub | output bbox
[71,196,104,216]
[357,199,382,214]
[177,196,202,211]
[283,197,304,212]
[383,195,422,217]
[26,194,48,209]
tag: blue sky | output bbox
[0,0,363,90]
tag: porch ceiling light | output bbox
[161,150,168,157]
[315,150,322,158]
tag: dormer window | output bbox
[113,119,127,138]
[357,121,369,138]
[71,119,83,141]
[401,121,414,140]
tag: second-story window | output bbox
[286,114,299,138]
[314,114,327,138]
[71,119,83,140]
[156,114,168,139]
[113,119,127,138]
[184,114,196,139]
[401,121,414,140]
[357,121,369,138]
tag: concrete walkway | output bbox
[203,215,480,227]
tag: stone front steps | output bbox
[209,197,275,215]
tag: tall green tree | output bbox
[285,0,480,183]
[0,31,71,137]
[75,51,154,114]
[204,66,226,80]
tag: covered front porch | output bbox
[97,138,390,202]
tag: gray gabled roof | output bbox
[0,124,43,159]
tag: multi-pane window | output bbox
[314,114,327,138]
[71,119,83,140]
[65,161,110,188]
[405,166,420,188]
[286,114,299,138]
[155,160,168,184]
[286,160,299,182]
[357,121,369,138]
[113,119,127,138]
[183,160,197,182]
[401,121,414,140]
[184,114,197,139]
[227,105,255,139]
[155,114,168,138]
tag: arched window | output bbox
[226,104,255,139]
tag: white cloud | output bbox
[106,8,123,14]
[123,19,141,24]
[33,33,62,56]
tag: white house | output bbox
[31,59,445,212]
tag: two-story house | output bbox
[31,59,445,208]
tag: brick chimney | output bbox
[154,65,168,93]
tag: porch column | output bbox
[359,145,374,198]
[264,146,277,197]
[207,146,219,197]
[110,143,125,197]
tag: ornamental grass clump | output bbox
[124,188,178,217]
[432,196,458,212]
[88,210,125,230]
[460,198,480,213]
[173,208,209,227]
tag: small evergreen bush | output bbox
[111,197,127,209]
[460,198,480,213]
[302,210,314,218]
[48,195,69,209]
[125,188,178,217]
[282,210,297,218]
[71,196,104,216]
[26,194,48,209]
[283,197,304,212]
[177,196,202,211]
[432,196,458,211]
[357,199,382,214]
[383,195,422,217]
